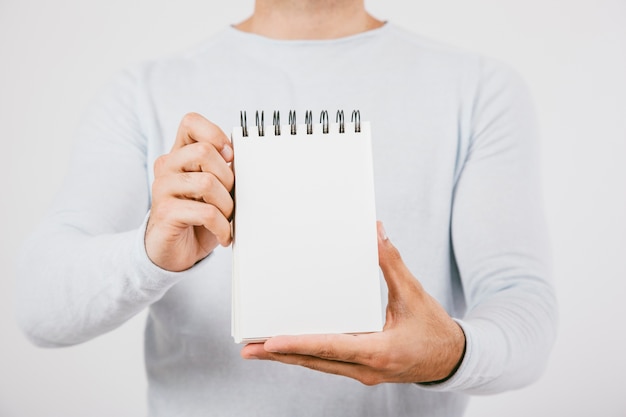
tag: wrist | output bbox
[420,323,466,385]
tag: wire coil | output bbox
[240,110,362,137]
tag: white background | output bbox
[1,0,624,416]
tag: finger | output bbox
[173,112,233,162]
[155,172,234,219]
[376,221,424,298]
[261,333,382,366]
[243,348,384,386]
[240,342,266,359]
[168,199,232,246]
[156,142,235,191]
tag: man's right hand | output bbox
[145,112,234,272]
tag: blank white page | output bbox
[231,120,382,343]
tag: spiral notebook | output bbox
[231,110,383,343]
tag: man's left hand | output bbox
[241,222,466,385]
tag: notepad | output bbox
[231,110,383,344]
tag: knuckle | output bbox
[196,141,214,157]
[317,347,336,359]
[151,177,168,200]
[386,245,402,262]
[224,198,235,220]
[343,351,358,363]
[181,112,202,128]
[204,206,228,237]
[150,198,173,220]
[180,172,194,184]
[198,173,216,191]
[203,205,219,224]
[224,172,235,192]
[316,336,337,359]
[153,154,168,173]
[359,374,381,386]
[300,359,323,372]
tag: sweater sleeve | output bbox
[422,59,558,393]
[15,68,187,347]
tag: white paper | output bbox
[231,121,382,343]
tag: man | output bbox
[16,1,557,416]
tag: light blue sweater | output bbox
[17,24,557,416]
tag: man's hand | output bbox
[241,222,466,385]
[145,113,234,272]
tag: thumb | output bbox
[376,221,424,299]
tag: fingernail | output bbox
[221,144,233,161]
[377,221,388,241]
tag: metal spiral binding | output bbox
[256,110,264,137]
[289,110,297,135]
[305,110,313,134]
[273,111,281,135]
[320,110,329,134]
[239,110,361,136]
[351,110,361,133]
[240,111,248,137]
[336,110,345,133]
